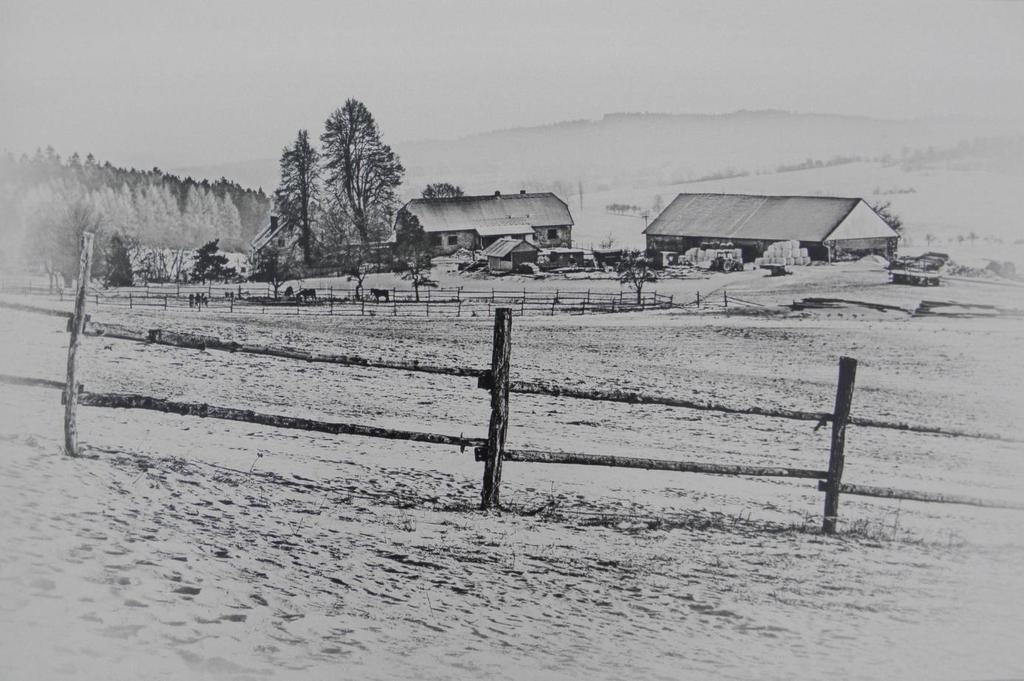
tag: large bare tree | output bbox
[24,199,104,290]
[320,99,404,244]
[274,129,320,265]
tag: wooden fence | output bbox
[3,280,678,317]
[2,233,1023,534]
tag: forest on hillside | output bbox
[0,147,272,275]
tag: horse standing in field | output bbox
[369,288,390,303]
[297,288,317,303]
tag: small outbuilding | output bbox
[645,193,900,262]
[482,238,540,273]
[541,247,588,270]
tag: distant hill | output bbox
[175,110,1023,201]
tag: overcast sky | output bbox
[2,0,1022,169]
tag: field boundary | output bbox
[4,233,1023,534]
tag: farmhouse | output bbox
[481,237,540,273]
[399,190,574,256]
[250,216,293,256]
[644,193,900,262]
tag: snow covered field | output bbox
[1,286,1023,680]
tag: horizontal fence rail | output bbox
[484,447,828,479]
[83,321,488,378]
[816,480,1024,511]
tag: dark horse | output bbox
[297,288,317,302]
[369,288,390,302]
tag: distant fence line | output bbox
[4,236,1022,535]
[2,280,682,317]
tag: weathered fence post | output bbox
[696,291,701,307]
[129,292,133,309]
[822,356,858,534]
[163,295,168,310]
[64,232,94,456]
[480,307,512,509]
[724,290,728,308]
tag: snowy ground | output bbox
[1,281,1023,680]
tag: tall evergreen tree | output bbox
[103,233,134,287]
[320,99,404,244]
[274,129,320,265]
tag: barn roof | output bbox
[481,237,540,258]
[402,192,573,234]
[473,218,536,237]
[644,193,894,243]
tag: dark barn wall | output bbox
[428,230,479,256]
[533,224,573,248]
[828,236,898,261]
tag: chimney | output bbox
[494,190,501,197]
[270,215,278,230]
[520,189,526,195]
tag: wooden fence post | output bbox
[129,292,133,309]
[64,232,94,456]
[481,307,512,509]
[696,291,701,307]
[724,290,728,308]
[822,356,858,534]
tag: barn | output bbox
[398,190,574,256]
[644,193,900,262]
[481,238,540,273]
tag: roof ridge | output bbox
[675,191,861,202]
[410,191,556,204]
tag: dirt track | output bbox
[1,301,1023,680]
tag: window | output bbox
[447,235,459,246]
[277,237,286,247]
[547,228,558,240]
[431,234,442,245]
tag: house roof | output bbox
[481,237,541,258]
[402,192,574,234]
[644,193,896,243]
[250,217,289,252]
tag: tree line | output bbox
[0,146,272,286]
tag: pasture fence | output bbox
[2,233,1022,535]
[2,279,679,317]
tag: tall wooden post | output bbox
[822,356,858,534]
[481,307,512,509]
[64,232,94,456]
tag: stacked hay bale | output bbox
[755,240,811,267]
[683,246,743,267]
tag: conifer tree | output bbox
[275,129,320,265]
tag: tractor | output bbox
[708,251,744,273]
